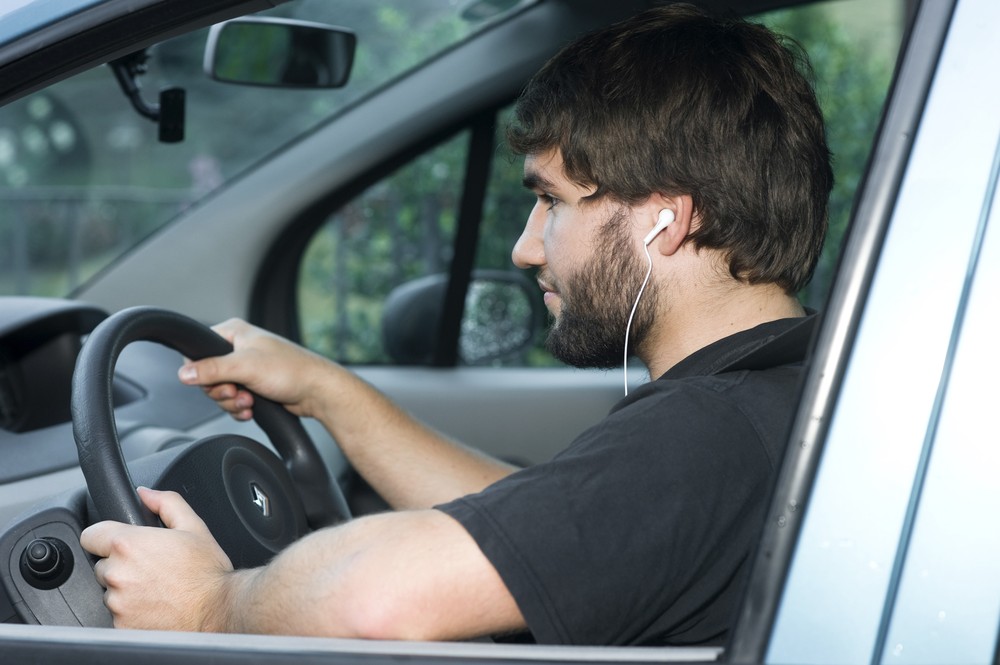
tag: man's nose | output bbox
[512,203,546,269]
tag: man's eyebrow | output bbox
[522,171,555,191]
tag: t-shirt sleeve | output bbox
[436,383,775,646]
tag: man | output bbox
[80,3,830,646]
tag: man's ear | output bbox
[641,194,695,256]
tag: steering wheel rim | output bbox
[71,306,350,528]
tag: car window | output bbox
[0,0,530,298]
[297,131,468,362]
[757,0,906,309]
[294,0,906,367]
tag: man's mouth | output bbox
[537,277,560,310]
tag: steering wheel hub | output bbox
[151,435,309,568]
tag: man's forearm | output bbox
[308,364,516,509]
[177,319,511,509]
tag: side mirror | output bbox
[204,17,356,88]
[382,271,542,366]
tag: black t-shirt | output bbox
[436,315,815,646]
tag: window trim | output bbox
[432,110,497,366]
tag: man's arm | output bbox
[179,319,516,509]
[81,488,526,638]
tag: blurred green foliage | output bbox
[761,4,898,307]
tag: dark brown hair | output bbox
[507,3,833,293]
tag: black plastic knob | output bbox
[20,537,73,589]
[25,539,60,577]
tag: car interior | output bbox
[9,0,995,664]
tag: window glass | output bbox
[0,0,527,297]
[297,132,467,363]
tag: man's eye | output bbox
[539,193,559,210]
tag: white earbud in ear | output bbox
[644,209,675,246]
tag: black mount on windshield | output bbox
[109,50,186,143]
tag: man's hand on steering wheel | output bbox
[178,318,339,423]
[81,487,236,631]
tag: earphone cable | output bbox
[623,245,653,396]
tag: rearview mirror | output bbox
[204,17,356,88]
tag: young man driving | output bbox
[81,4,831,646]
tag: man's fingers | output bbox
[177,318,256,387]
[138,488,212,536]
[178,359,255,420]
[210,317,248,344]
[178,355,230,387]
[203,384,254,409]
[177,318,260,420]
[80,520,120,558]
[81,490,212,558]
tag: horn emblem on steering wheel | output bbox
[251,483,271,518]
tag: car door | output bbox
[731,0,1000,661]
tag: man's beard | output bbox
[545,210,659,369]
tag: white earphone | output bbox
[625,209,675,395]
[643,208,675,245]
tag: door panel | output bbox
[356,366,628,467]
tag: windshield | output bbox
[0,0,535,297]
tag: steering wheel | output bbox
[70,307,350,568]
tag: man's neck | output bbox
[640,282,805,380]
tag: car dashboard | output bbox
[0,299,137,434]
[0,298,224,500]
